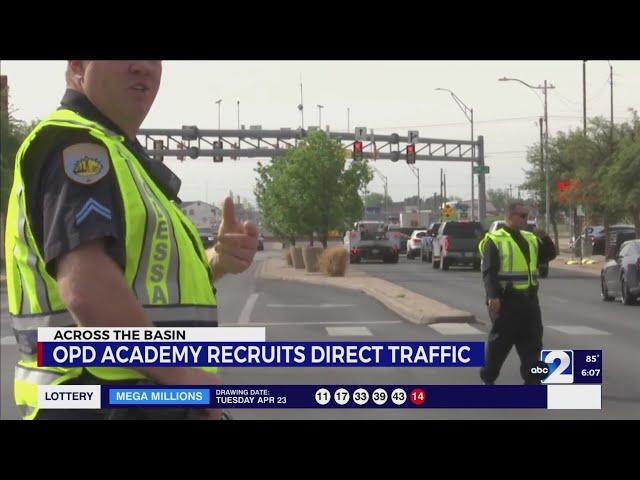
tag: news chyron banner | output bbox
[36,327,602,410]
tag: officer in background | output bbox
[4,61,258,419]
[478,202,557,385]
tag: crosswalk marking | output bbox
[547,325,611,336]
[428,323,484,335]
[326,326,373,337]
[1,336,17,345]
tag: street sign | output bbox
[473,165,490,174]
[408,130,419,143]
[441,204,455,219]
[355,127,367,140]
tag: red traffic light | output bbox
[353,141,364,161]
[406,144,416,164]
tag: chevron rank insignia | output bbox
[63,143,110,185]
[75,198,112,225]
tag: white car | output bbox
[406,230,428,259]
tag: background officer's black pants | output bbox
[480,293,543,385]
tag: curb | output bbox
[258,258,476,326]
[550,259,601,277]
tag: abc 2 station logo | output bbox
[531,350,574,384]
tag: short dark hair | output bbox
[507,202,527,215]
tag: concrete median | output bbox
[259,257,476,325]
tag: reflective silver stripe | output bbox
[144,306,217,324]
[16,188,50,314]
[125,155,157,304]
[12,306,217,352]
[11,311,75,331]
[12,306,216,330]
[123,147,181,305]
[142,181,180,304]
[15,365,66,384]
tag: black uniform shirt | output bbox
[27,89,182,278]
[482,226,557,299]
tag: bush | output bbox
[319,246,348,277]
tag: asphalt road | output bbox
[2,245,637,419]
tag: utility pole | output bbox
[435,88,475,220]
[609,61,614,141]
[443,173,447,206]
[543,79,551,233]
[499,77,555,230]
[583,61,587,134]
[298,78,304,129]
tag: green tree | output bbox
[601,111,640,235]
[255,131,372,247]
[487,189,510,215]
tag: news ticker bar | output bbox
[37,342,485,367]
[38,384,602,410]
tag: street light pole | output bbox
[408,164,420,212]
[498,77,555,230]
[237,100,240,129]
[370,164,389,221]
[215,99,222,131]
[435,88,475,220]
[347,107,350,132]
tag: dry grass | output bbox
[285,250,293,266]
[319,246,349,276]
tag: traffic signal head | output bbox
[213,140,223,162]
[353,141,364,161]
[406,144,416,164]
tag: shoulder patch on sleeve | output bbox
[62,143,110,185]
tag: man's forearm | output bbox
[57,240,209,385]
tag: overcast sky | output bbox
[2,60,638,208]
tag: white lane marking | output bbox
[326,326,373,336]
[429,323,484,335]
[547,325,611,335]
[267,304,356,308]
[238,293,261,325]
[245,320,403,327]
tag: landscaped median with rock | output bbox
[259,253,476,325]
[549,254,603,277]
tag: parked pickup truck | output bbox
[344,221,400,264]
[431,221,484,271]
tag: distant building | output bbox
[460,199,498,216]
[179,201,221,231]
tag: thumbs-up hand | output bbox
[209,197,258,280]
